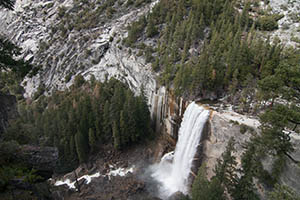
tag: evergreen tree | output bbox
[119,110,129,146]
[146,15,158,37]
[112,121,121,150]
[192,164,225,200]
[258,53,300,163]
[88,128,96,153]
[232,143,259,200]
[103,100,111,139]
[75,132,88,163]
[69,135,76,160]
[214,137,238,195]
[268,184,300,200]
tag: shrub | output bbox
[65,73,72,83]
[257,16,279,31]
[240,124,248,134]
[74,74,85,88]
[58,6,67,18]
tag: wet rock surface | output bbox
[167,191,188,200]
[51,143,162,200]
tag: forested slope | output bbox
[0,0,299,199]
[123,0,300,199]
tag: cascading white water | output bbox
[151,102,210,199]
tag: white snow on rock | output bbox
[107,166,134,178]
[216,108,260,129]
[54,165,135,190]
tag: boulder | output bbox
[167,191,188,200]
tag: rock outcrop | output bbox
[16,145,59,178]
[202,108,300,198]
[0,93,17,136]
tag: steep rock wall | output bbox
[202,109,300,198]
[0,0,158,103]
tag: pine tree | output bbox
[103,100,111,139]
[112,121,121,150]
[192,164,225,200]
[146,16,158,37]
[88,128,96,153]
[69,135,76,160]
[258,53,300,163]
[214,137,238,195]
[136,86,151,139]
[232,143,259,200]
[119,110,129,146]
[75,132,88,163]
[268,184,300,200]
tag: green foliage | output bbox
[112,121,121,149]
[256,15,279,31]
[124,0,289,104]
[4,78,153,170]
[191,138,261,200]
[191,164,225,200]
[75,131,88,163]
[33,84,45,100]
[240,124,254,134]
[88,128,96,153]
[214,137,238,194]
[258,51,300,163]
[58,6,67,18]
[0,37,33,80]
[231,143,260,200]
[0,166,42,192]
[268,184,300,200]
[146,16,158,37]
[74,74,85,88]
[125,16,147,46]
[0,141,20,166]
[240,124,248,134]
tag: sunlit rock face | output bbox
[0,0,158,101]
[203,109,300,198]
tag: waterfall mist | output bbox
[150,102,209,199]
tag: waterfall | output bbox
[151,102,210,199]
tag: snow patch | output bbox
[216,110,260,128]
[53,165,135,190]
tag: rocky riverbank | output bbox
[50,139,172,200]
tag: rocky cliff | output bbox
[155,93,300,198]
[0,0,158,102]
[17,145,59,178]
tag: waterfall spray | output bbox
[151,102,209,199]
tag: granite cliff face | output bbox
[0,0,158,101]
